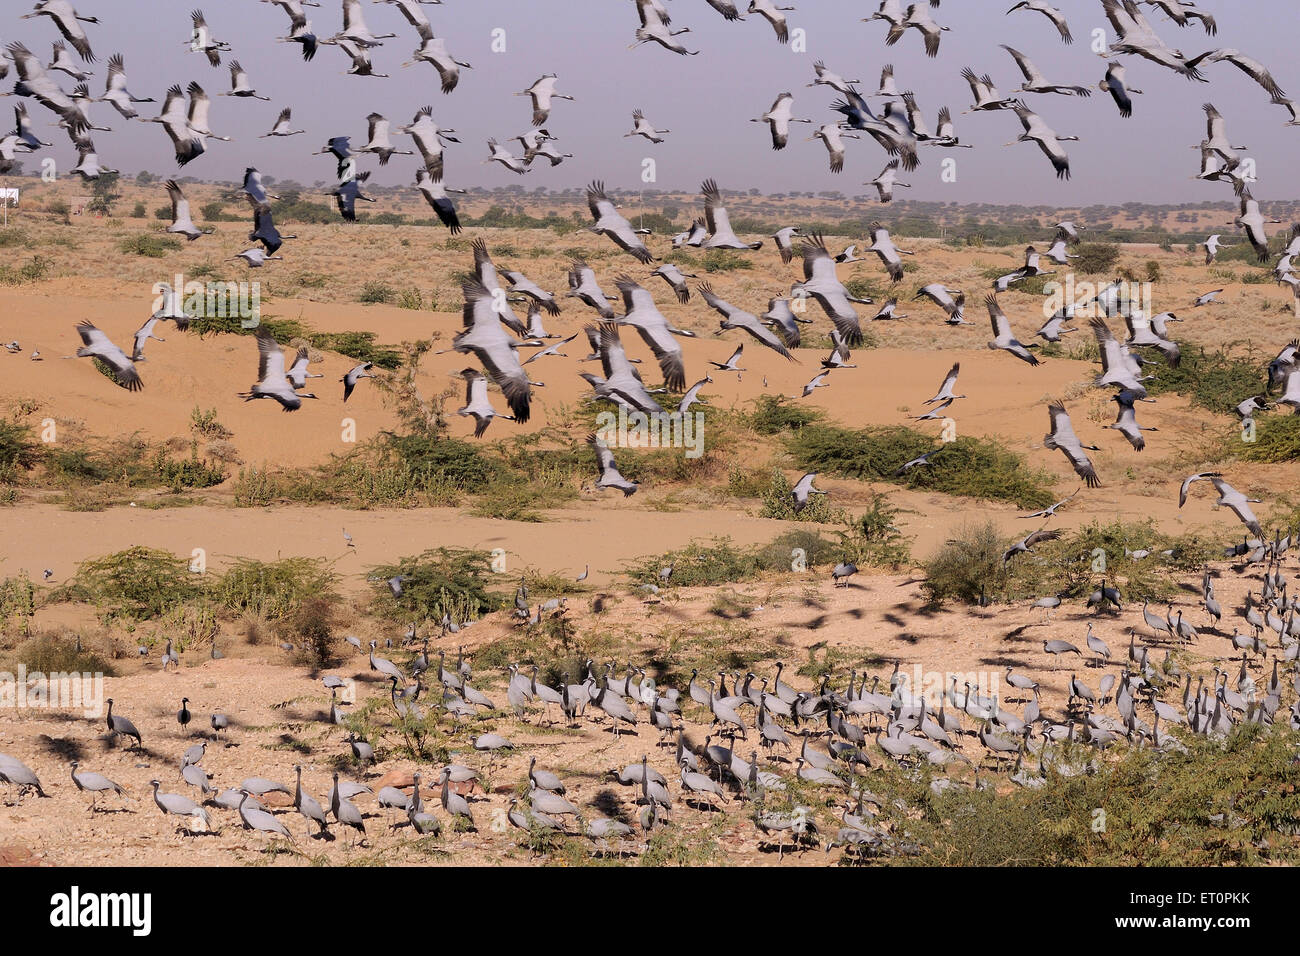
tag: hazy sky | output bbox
[4,0,1298,205]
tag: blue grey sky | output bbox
[5,0,1298,204]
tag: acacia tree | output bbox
[87,171,121,215]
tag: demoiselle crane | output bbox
[75,321,141,392]
[613,275,691,389]
[586,180,655,263]
[46,40,91,81]
[359,112,412,164]
[866,221,915,283]
[1233,192,1279,262]
[239,330,316,410]
[750,92,810,149]
[1108,390,1157,450]
[1099,0,1209,81]
[1001,45,1090,95]
[794,232,869,343]
[650,263,696,303]
[399,105,458,178]
[162,180,210,240]
[516,74,573,125]
[1004,100,1077,179]
[885,3,949,58]
[867,159,910,202]
[403,34,471,91]
[626,108,669,143]
[808,60,859,94]
[961,68,1016,112]
[587,434,639,496]
[1002,528,1061,566]
[700,283,795,360]
[700,178,762,249]
[260,107,304,137]
[923,362,964,405]
[567,260,617,318]
[1006,1,1072,43]
[22,1,97,62]
[341,362,374,402]
[1100,61,1142,117]
[762,297,811,347]
[1142,0,1216,35]
[808,122,859,173]
[1044,400,1101,487]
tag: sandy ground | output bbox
[0,560,1287,868]
[1,212,1299,866]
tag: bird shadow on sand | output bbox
[800,606,867,630]
[708,606,755,621]
[36,734,85,762]
[1001,625,1041,644]
[589,788,632,823]
[96,736,165,762]
[979,654,1032,668]
[683,797,726,813]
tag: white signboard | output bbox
[0,189,18,206]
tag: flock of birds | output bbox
[3,1,1300,860]
[4,550,1300,858]
[0,2,1297,436]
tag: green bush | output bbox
[14,631,115,676]
[189,314,310,341]
[0,421,41,478]
[843,277,882,302]
[923,518,1214,606]
[702,250,754,272]
[0,255,51,284]
[287,595,339,668]
[837,493,912,569]
[118,234,183,258]
[787,425,1055,509]
[1072,242,1120,274]
[382,434,501,488]
[899,726,1300,865]
[0,573,36,635]
[626,537,764,588]
[368,548,508,623]
[922,520,1004,605]
[310,331,401,370]
[1240,414,1300,462]
[214,557,337,620]
[746,395,825,434]
[758,469,841,522]
[752,529,843,571]
[359,281,396,304]
[59,547,203,622]
[152,450,227,490]
[1145,344,1268,416]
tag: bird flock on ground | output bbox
[3,0,1300,861]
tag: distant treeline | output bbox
[9,168,1295,249]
